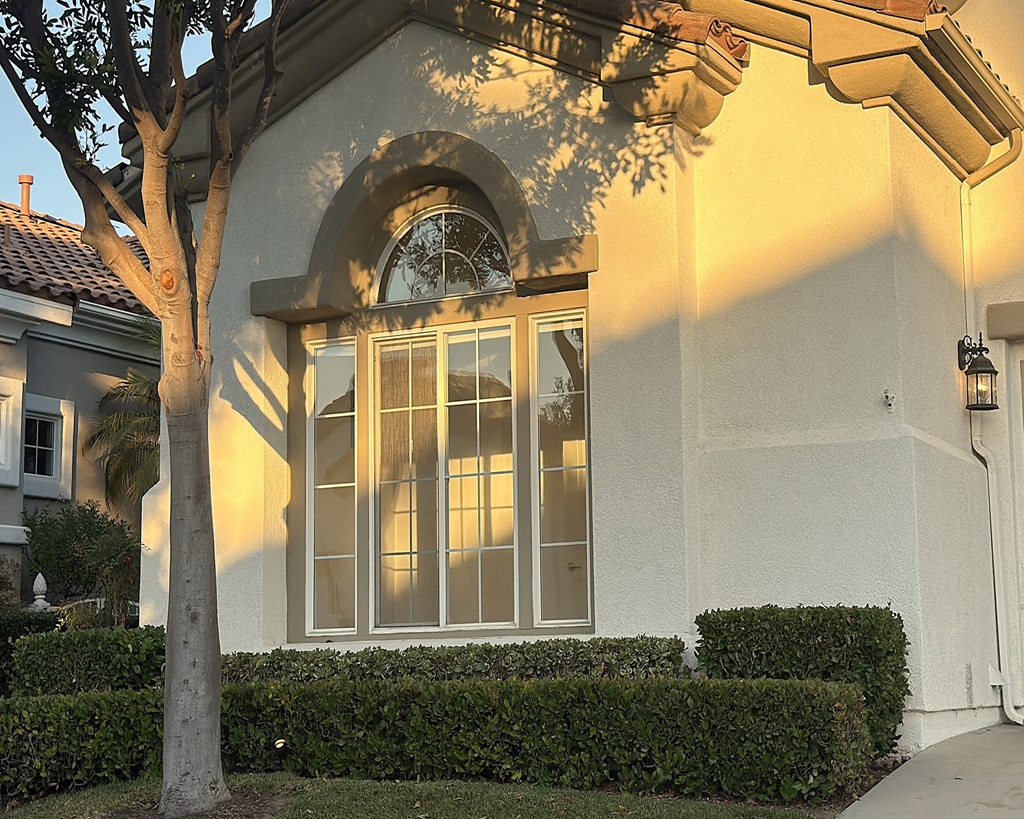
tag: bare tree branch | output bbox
[224,0,259,40]
[67,166,160,317]
[0,41,152,247]
[104,0,156,135]
[232,0,287,172]
[158,41,190,154]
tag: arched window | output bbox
[377,206,512,303]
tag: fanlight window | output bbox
[379,207,512,303]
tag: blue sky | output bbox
[0,5,270,224]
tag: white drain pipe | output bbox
[961,129,1023,725]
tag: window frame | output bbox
[0,376,24,488]
[300,299,592,640]
[23,393,74,499]
[371,204,514,308]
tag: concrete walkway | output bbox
[840,725,1024,817]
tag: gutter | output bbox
[961,128,1024,725]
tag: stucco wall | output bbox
[138,13,1024,750]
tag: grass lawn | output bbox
[0,773,841,819]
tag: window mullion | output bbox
[438,327,449,629]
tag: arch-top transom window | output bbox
[378,206,512,304]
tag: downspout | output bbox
[961,129,1024,725]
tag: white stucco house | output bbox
[130,0,1024,752]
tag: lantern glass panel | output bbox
[966,371,997,410]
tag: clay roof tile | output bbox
[0,201,149,315]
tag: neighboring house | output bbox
[0,177,159,594]
[127,0,1024,752]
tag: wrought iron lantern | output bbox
[958,334,998,411]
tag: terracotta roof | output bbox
[0,201,149,315]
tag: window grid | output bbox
[309,341,357,633]
[376,338,441,628]
[532,314,590,626]
[24,415,56,477]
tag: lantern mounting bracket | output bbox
[958,334,990,371]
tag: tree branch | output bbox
[103,0,157,136]
[67,165,160,317]
[158,40,189,154]
[0,42,151,246]
[232,0,288,172]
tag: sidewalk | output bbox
[839,725,1024,817]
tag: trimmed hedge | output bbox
[222,636,687,685]
[0,677,871,803]
[10,626,164,697]
[695,605,910,757]
[9,631,686,695]
[0,610,60,696]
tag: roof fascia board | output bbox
[28,302,160,365]
[685,0,1023,177]
[119,0,744,204]
[0,289,74,345]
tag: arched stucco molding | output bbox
[685,0,1024,178]
[250,132,598,322]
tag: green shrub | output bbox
[23,500,140,626]
[10,626,164,697]
[222,636,687,685]
[9,631,686,695]
[0,556,19,611]
[0,677,870,803]
[0,610,60,696]
[0,688,162,798]
[695,605,910,757]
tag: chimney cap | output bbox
[18,175,33,185]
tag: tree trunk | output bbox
[158,365,229,816]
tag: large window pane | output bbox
[379,411,410,482]
[410,409,438,479]
[379,482,412,555]
[410,342,437,407]
[447,333,477,401]
[537,395,586,469]
[315,346,356,416]
[481,548,514,623]
[314,486,356,557]
[447,404,478,476]
[448,476,479,551]
[448,549,480,625]
[540,544,588,622]
[479,328,512,398]
[380,346,409,410]
[480,401,513,472]
[315,416,355,486]
[413,481,439,553]
[536,321,584,396]
[314,557,355,630]
[481,473,514,548]
[540,468,588,544]
[379,553,439,627]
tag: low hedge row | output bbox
[0,677,871,803]
[0,610,60,696]
[9,631,686,696]
[695,605,910,757]
[9,625,164,697]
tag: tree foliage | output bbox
[84,320,161,512]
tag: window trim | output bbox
[371,204,514,308]
[366,316,523,635]
[304,337,359,637]
[0,376,24,488]
[292,289,593,643]
[529,310,592,628]
[23,393,74,499]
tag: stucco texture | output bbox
[138,12,1024,751]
